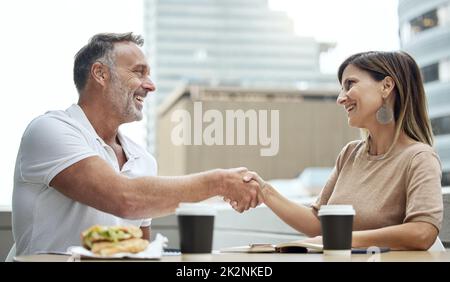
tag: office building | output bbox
[143,0,336,154]
[399,0,450,186]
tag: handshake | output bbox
[218,167,268,213]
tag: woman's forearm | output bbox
[352,222,438,251]
[262,184,321,237]
[261,183,438,250]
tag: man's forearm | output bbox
[118,169,223,219]
[51,157,258,220]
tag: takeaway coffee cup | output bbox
[175,203,217,254]
[318,205,355,256]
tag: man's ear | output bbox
[381,76,395,99]
[90,62,110,87]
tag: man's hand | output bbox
[218,167,264,213]
[220,168,265,213]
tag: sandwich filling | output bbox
[81,225,144,250]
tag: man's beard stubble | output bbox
[109,74,143,123]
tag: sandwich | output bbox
[81,225,149,256]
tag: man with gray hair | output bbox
[12,32,261,255]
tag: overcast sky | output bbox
[269,0,400,73]
[0,0,399,206]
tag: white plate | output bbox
[68,233,168,260]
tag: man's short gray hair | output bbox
[73,32,144,93]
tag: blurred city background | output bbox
[1,0,450,256]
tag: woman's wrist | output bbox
[261,183,275,202]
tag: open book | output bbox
[220,240,323,254]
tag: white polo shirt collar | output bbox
[66,104,139,163]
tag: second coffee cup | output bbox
[318,205,355,256]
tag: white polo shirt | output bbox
[12,104,157,255]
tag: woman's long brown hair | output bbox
[337,51,434,154]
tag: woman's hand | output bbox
[231,171,322,237]
[223,171,266,211]
[243,171,267,191]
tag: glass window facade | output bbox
[431,115,450,136]
[400,4,450,43]
[421,63,439,83]
[442,171,450,187]
[410,9,439,34]
[420,59,450,84]
[410,9,439,35]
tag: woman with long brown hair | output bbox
[242,51,443,250]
